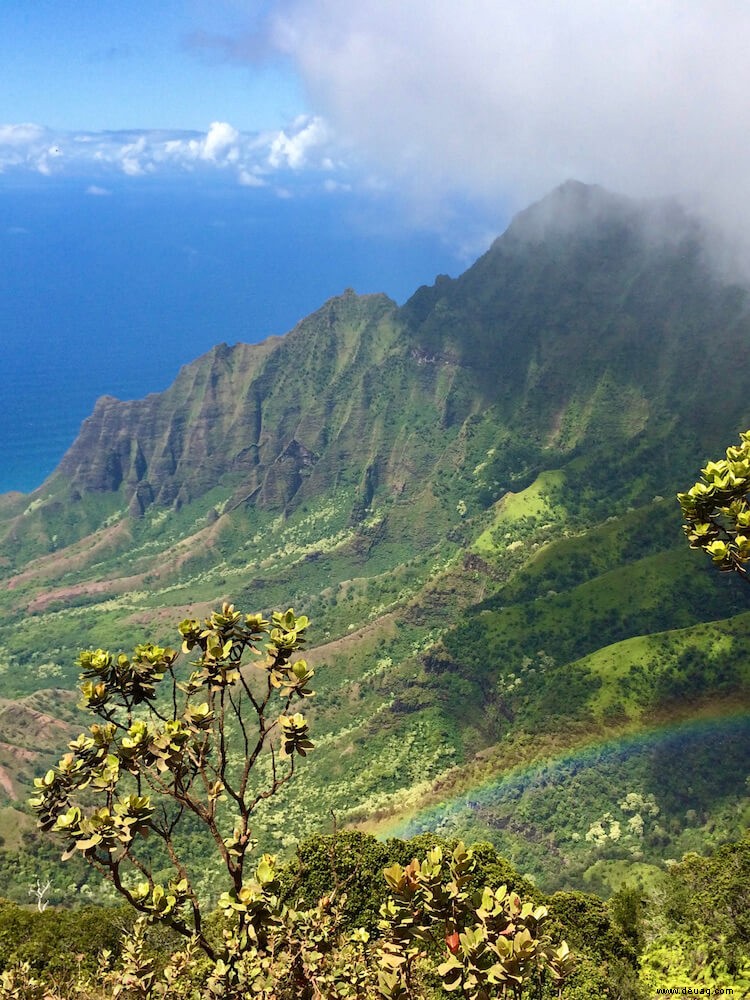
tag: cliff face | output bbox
[52,292,403,515]
[55,337,280,512]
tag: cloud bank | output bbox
[266,0,750,230]
[8,3,750,250]
[0,117,338,189]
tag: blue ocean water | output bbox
[0,177,497,494]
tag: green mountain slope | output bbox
[0,181,749,900]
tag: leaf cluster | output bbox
[678,430,750,579]
[378,841,573,1000]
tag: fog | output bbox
[259,0,750,260]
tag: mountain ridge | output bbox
[0,181,748,900]
[8,180,748,547]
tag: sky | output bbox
[3,0,750,231]
[0,1,304,132]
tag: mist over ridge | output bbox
[266,1,750,262]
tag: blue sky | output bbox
[0,1,304,132]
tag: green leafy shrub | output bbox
[0,901,129,978]
[378,841,573,999]
[679,429,750,580]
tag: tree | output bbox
[29,602,315,967]
[28,604,574,998]
[678,429,750,580]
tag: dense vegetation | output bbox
[0,830,747,996]
[4,590,743,995]
[7,605,577,997]
[0,183,749,992]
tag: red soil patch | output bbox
[0,742,38,764]
[0,765,18,802]
[6,520,132,590]
[0,766,15,800]
[126,599,217,632]
[26,573,144,613]
[0,700,72,753]
[304,613,398,667]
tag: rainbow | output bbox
[380,707,750,840]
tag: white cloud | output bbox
[0,118,343,189]
[202,121,240,162]
[323,178,351,193]
[0,123,46,146]
[6,4,749,249]
[116,135,149,176]
[0,123,52,173]
[86,185,111,196]
[238,169,266,187]
[267,0,750,234]
[267,116,328,169]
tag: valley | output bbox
[0,180,748,912]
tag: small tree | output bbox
[29,602,315,966]
[678,429,750,581]
[28,877,51,913]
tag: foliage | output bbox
[547,891,636,967]
[280,832,539,937]
[30,602,315,967]
[279,830,399,934]
[640,834,750,991]
[2,842,574,998]
[378,841,573,1000]
[0,900,129,979]
[0,962,46,1000]
[678,429,750,581]
[660,835,750,972]
[26,608,574,998]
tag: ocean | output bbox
[0,176,493,494]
